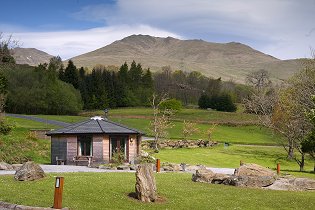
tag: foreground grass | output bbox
[153,145,315,178]
[0,173,314,210]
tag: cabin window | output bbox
[77,135,93,156]
[110,136,127,161]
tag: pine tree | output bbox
[64,60,79,89]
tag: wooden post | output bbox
[277,163,280,175]
[156,159,161,173]
[53,177,64,209]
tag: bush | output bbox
[198,94,237,112]
[159,98,182,111]
[0,118,13,135]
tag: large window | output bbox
[77,135,93,156]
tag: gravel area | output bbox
[0,165,235,175]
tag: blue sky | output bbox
[1,0,314,60]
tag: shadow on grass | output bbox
[127,192,167,203]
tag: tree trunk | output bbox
[299,153,305,172]
[287,144,294,160]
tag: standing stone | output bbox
[135,164,157,202]
[14,161,45,181]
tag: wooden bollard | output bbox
[53,177,64,209]
[156,159,161,173]
[277,163,280,175]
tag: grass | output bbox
[0,117,53,164]
[111,117,279,145]
[81,107,259,125]
[0,173,314,210]
[152,145,315,178]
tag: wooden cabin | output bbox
[46,116,143,166]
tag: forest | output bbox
[1,55,246,115]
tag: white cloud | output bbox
[8,25,181,59]
[72,0,315,59]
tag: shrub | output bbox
[159,98,182,111]
[0,118,13,135]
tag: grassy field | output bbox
[81,107,259,125]
[0,117,53,164]
[152,145,315,177]
[0,173,314,210]
[16,108,276,145]
[111,117,279,145]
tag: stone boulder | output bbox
[265,177,315,191]
[135,164,157,202]
[14,161,45,181]
[223,175,276,188]
[162,163,181,171]
[0,162,14,170]
[234,163,276,177]
[192,169,229,184]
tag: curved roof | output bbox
[46,117,144,136]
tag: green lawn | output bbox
[111,117,279,145]
[0,173,314,210]
[152,145,315,178]
[81,107,259,125]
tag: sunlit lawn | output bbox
[0,173,314,210]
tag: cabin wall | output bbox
[93,135,103,162]
[128,134,140,163]
[67,136,77,164]
[103,135,110,163]
[51,136,67,165]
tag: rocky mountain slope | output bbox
[12,47,53,66]
[70,35,302,83]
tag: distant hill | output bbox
[12,47,54,66]
[70,35,302,83]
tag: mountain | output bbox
[70,35,302,83]
[12,47,54,66]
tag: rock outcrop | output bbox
[192,163,277,188]
[14,161,45,181]
[192,169,229,184]
[265,177,315,191]
[135,164,157,202]
[142,140,217,150]
[0,162,14,170]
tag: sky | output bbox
[1,0,314,60]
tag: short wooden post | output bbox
[240,160,244,166]
[277,163,280,175]
[156,159,161,173]
[53,177,64,209]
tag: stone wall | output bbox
[142,139,217,150]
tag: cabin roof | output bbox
[46,116,144,136]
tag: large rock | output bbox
[223,175,276,188]
[234,163,276,177]
[0,162,14,170]
[135,164,157,202]
[192,169,229,184]
[14,161,45,181]
[162,163,181,171]
[265,177,315,191]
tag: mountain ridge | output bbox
[12,47,54,66]
[70,34,301,83]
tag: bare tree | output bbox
[150,93,173,151]
[246,69,271,92]
[205,124,217,141]
[182,120,199,140]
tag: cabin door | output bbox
[110,136,128,162]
